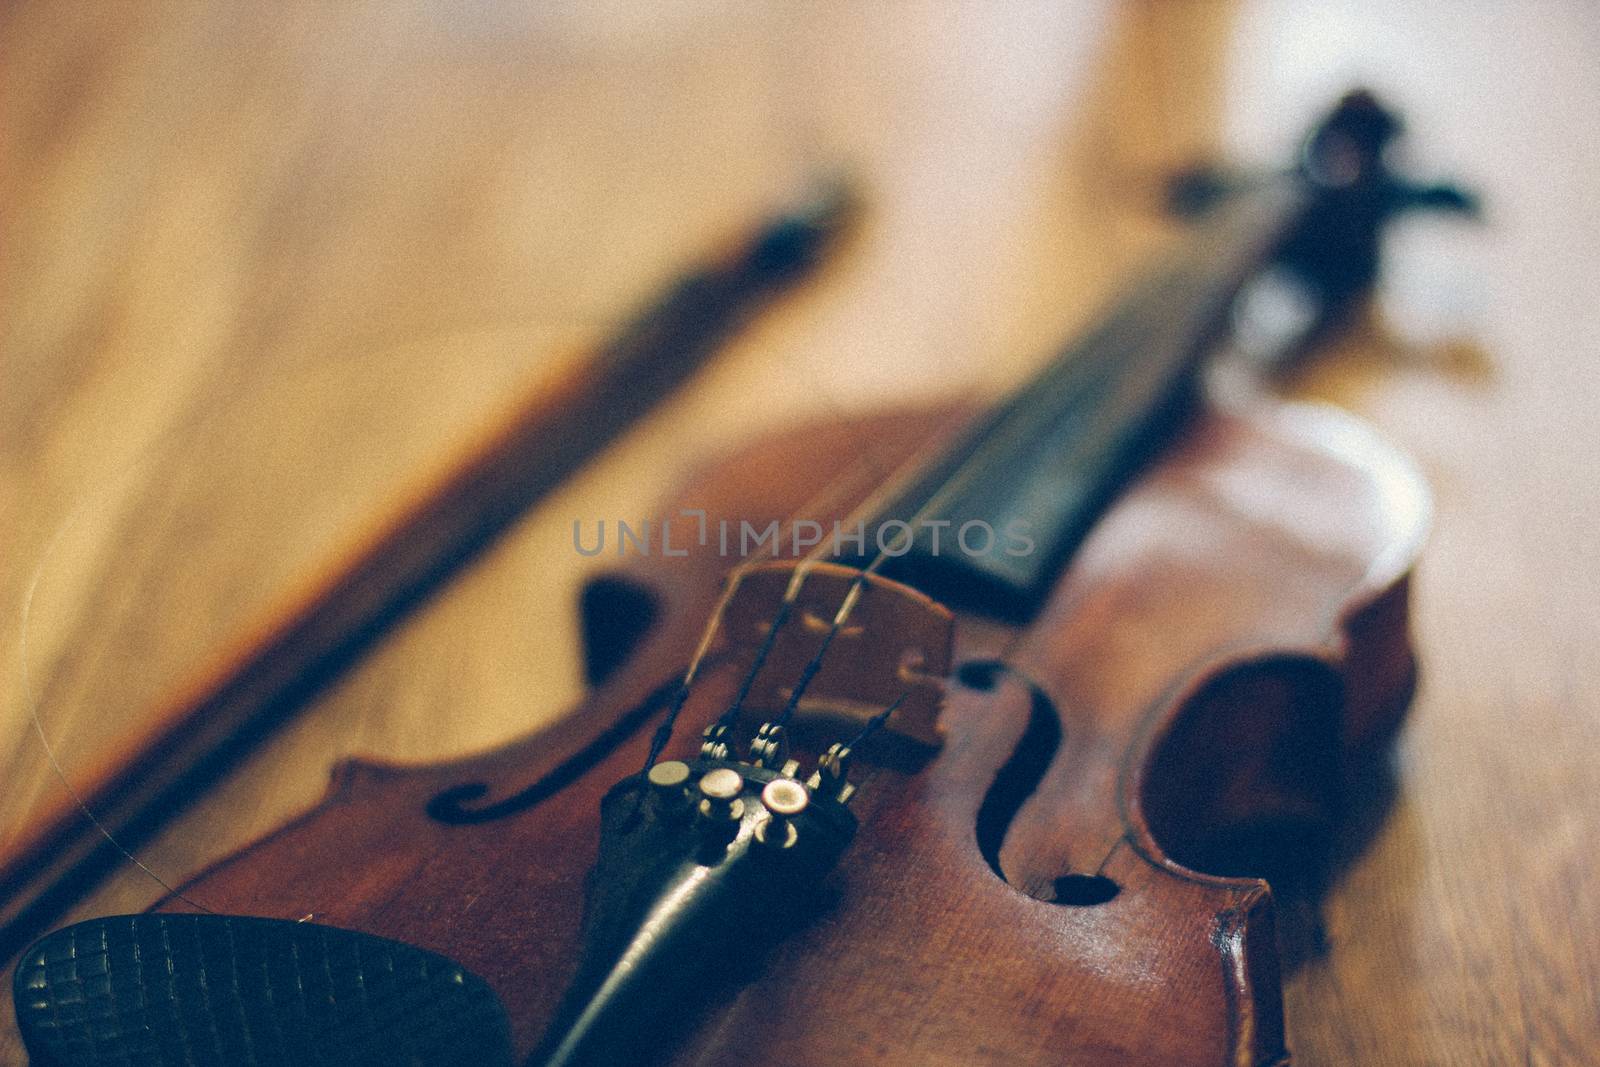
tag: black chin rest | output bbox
[13,913,512,1067]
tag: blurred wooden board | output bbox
[2,1,1598,1063]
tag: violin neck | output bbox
[855,178,1307,618]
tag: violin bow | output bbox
[0,183,856,961]
[12,91,1475,1067]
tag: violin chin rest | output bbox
[12,913,513,1067]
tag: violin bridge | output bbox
[719,561,952,748]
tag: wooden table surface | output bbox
[3,1,1597,1063]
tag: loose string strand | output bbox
[19,494,215,913]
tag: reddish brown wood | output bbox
[154,397,1425,1066]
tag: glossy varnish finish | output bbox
[154,396,1424,1064]
[5,2,1600,1065]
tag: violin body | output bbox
[154,393,1426,1066]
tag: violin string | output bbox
[650,371,1065,776]
[647,182,1118,767]
[642,397,963,771]
[719,347,1100,745]
[658,405,985,764]
[640,508,839,771]
[757,407,1030,736]
[697,451,917,747]
[741,292,1208,742]
[710,562,812,735]
[762,191,1314,761]
[719,70,1036,766]
[641,578,746,770]
[771,564,873,729]
[639,447,904,771]
[839,689,906,751]
[768,507,918,735]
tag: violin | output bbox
[13,92,1474,1067]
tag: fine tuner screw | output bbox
[697,767,745,829]
[807,742,857,804]
[747,721,788,769]
[755,777,809,849]
[647,760,692,815]
[700,723,733,761]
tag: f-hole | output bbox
[965,662,1121,906]
[967,663,1060,878]
[1053,874,1120,905]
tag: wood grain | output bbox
[3,0,1598,1064]
[146,397,1427,1067]
[0,174,848,956]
